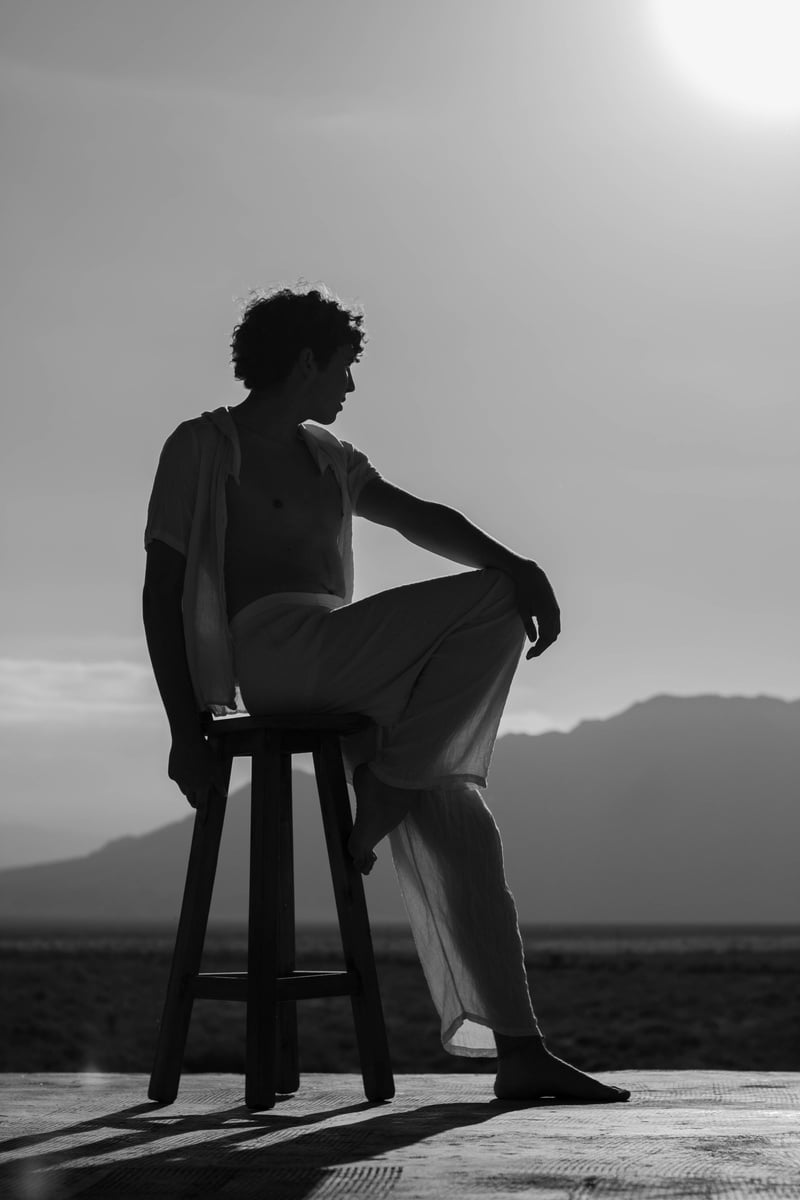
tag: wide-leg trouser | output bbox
[230,567,541,1055]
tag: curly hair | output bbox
[231,283,367,389]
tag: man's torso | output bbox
[223,429,345,621]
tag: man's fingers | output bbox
[528,631,558,658]
[187,789,206,811]
[525,614,561,659]
[527,638,550,660]
[516,570,561,659]
[186,777,225,810]
[520,610,538,643]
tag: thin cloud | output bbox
[0,659,161,724]
[498,709,575,737]
[0,54,406,135]
[0,54,290,111]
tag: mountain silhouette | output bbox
[489,693,798,923]
[1,694,797,925]
[0,821,95,870]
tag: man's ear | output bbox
[297,346,317,376]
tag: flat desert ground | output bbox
[2,924,797,1076]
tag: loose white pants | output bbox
[230,567,541,1055]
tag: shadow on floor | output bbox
[1,1089,534,1198]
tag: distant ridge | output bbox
[490,693,799,923]
[0,694,797,924]
[0,821,95,870]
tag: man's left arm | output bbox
[355,479,561,658]
[356,479,519,571]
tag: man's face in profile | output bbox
[305,345,356,425]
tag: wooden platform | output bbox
[2,1071,799,1198]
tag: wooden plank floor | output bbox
[1,1071,799,1198]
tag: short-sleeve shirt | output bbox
[144,406,381,714]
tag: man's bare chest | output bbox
[227,443,343,535]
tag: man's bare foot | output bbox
[494,1036,631,1103]
[348,764,420,874]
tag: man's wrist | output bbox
[490,549,529,577]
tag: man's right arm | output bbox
[142,540,202,741]
[143,540,225,804]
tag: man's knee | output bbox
[481,567,520,616]
[481,566,512,592]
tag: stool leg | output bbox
[276,750,300,1095]
[148,782,229,1104]
[246,733,281,1110]
[313,735,395,1102]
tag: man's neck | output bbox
[230,391,304,448]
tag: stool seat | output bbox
[200,711,372,734]
[148,710,394,1111]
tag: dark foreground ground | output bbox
[3,1071,800,1199]
[2,924,798,1075]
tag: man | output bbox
[143,283,630,1103]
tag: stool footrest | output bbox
[193,969,357,1002]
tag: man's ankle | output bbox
[494,1032,546,1060]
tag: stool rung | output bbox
[192,969,357,1002]
[192,972,247,1001]
[280,970,358,1000]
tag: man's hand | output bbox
[168,734,229,812]
[508,559,561,659]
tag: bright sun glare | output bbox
[651,0,800,118]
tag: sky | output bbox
[1,0,799,845]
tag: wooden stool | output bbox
[148,711,395,1111]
